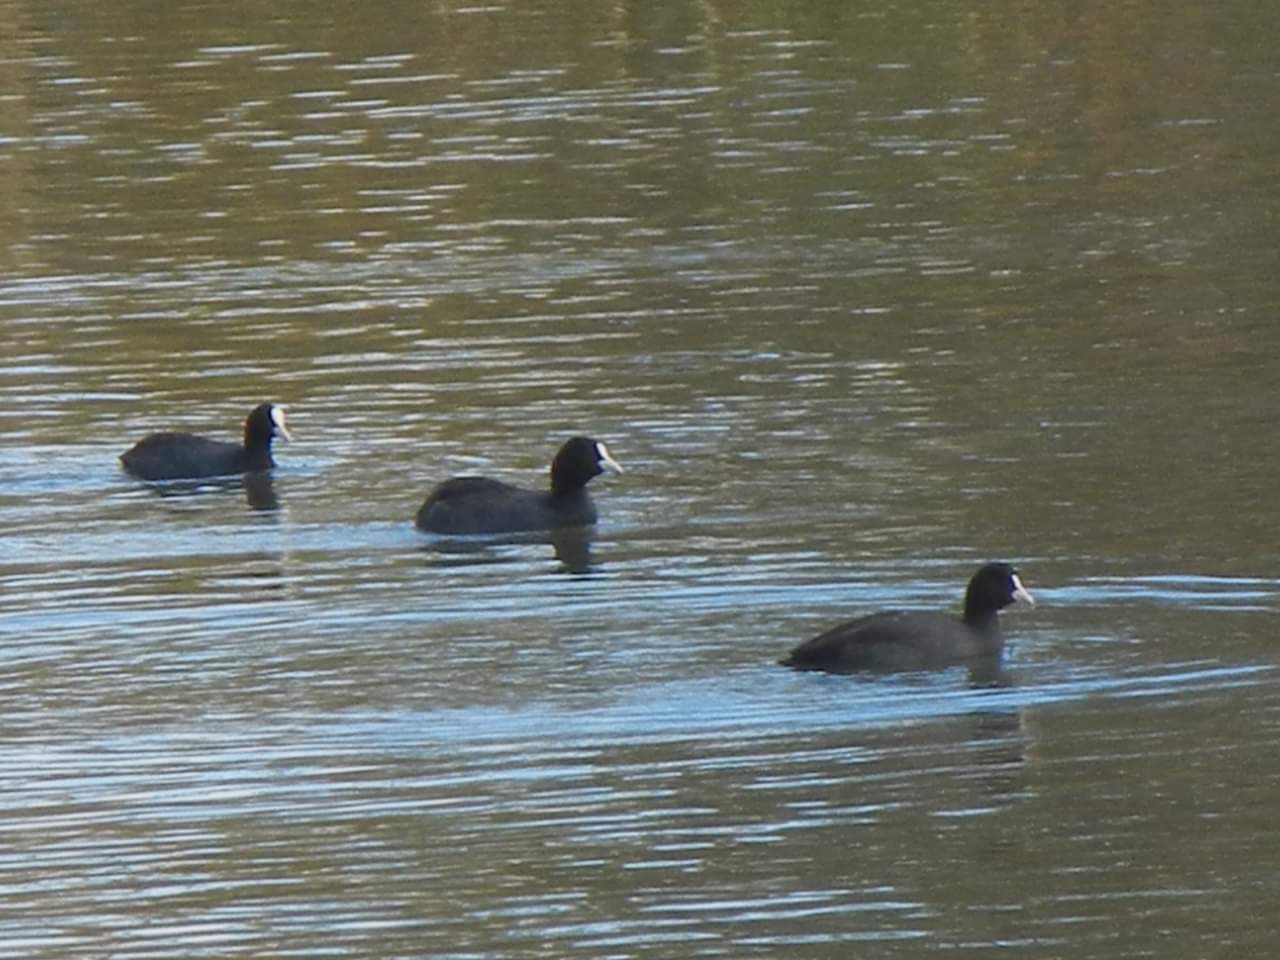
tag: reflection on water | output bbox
[127,469,282,512]
[418,524,597,575]
[3,0,1280,957]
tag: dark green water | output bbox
[2,0,1279,955]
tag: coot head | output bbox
[245,403,292,450]
[963,562,1034,626]
[550,437,623,495]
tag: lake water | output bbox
[2,0,1280,955]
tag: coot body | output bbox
[416,437,622,535]
[781,562,1034,673]
[121,403,291,481]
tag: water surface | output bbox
[3,0,1280,955]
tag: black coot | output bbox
[416,437,623,534]
[120,402,291,481]
[781,562,1034,673]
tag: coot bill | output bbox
[120,402,291,481]
[781,562,1034,673]
[416,437,622,534]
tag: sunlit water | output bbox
[3,1,1280,956]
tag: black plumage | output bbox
[121,402,291,481]
[416,437,622,534]
[781,562,1034,673]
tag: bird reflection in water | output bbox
[419,524,598,576]
[131,470,281,513]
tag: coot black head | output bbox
[120,402,291,481]
[962,561,1034,629]
[780,561,1034,673]
[243,402,291,451]
[550,437,624,495]
[415,436,623,535]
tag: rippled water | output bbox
[3,0,1280,956]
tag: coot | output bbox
[416,437,623,534]
[781,562,1034,673]
[120,402,291,481]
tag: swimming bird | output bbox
[120,402,291,481]
[415,437,623,534]
[781,562,1034,673]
